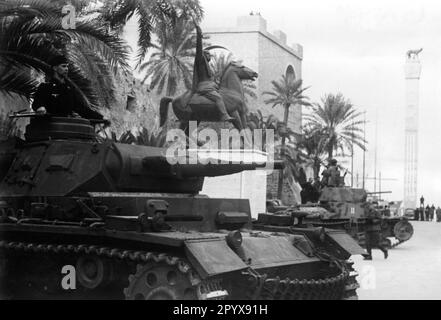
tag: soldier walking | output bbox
[363,203,388,260]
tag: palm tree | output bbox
[135,126,167,147]
[304,93,366,159]
[139,15,195,96]
[247,110,297,150]
[296,124,327,180]
[0,0,129,110]
[99,0,203,67]
[0,113,21,140]
[98,126,166,147]
[263,68,312,200]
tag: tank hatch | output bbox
[24,116,95,142]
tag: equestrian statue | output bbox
[159,24,258,134]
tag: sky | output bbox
[125,0,441,206]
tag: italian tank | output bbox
[265,187,414,249]
[1,115,361,299]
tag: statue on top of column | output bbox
[406,48,423,60]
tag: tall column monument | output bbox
[404,48,422,210]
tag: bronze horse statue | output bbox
[159,61,258,133]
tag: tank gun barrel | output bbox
[366,191,392,194]
[142,156,284,178]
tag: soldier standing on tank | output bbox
[32,55,103,120]
[328,159,342,187]
[363,203,388,260]
[320,164,330,187]
[321,159,341,187]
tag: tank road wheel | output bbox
[124,262,199,300]
[76,255,113,289]
[0,250,9,298]
[393,220,414,242]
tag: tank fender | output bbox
[325,229,365,255]
[184,238,248,279]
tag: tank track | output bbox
[343,261,359,300]
[0,240,205,299]
[0,240,359,300]
[307,220,349,227]
[243,263,354,300]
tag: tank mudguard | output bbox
[240,235,319,270]
[185,238,248,279]
[325,229,365,255]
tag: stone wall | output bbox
[101,71,158,137]
[0,93,31,139]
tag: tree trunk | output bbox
[327,148,333,160]
[277,104,290,200]
[313,158,320,180]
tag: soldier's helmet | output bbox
[329,159,337,165]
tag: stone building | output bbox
[205,14,303,134]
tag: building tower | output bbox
[404,49,422,209]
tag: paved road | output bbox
[353,220,441,300]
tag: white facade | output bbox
[403,55,422,209]
[205,15,303,134]
[199,149,271,218]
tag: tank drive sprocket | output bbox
[123,258,227,300]
[124,258,200,300]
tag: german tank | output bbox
[267,187,414,249]
[1,115,360,300]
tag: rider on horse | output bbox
[193,25,234,122]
